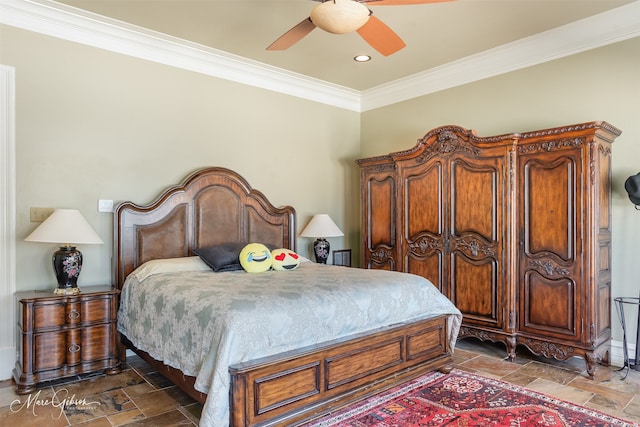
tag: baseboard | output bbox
[0,346,15,381]
[610,339,634,368]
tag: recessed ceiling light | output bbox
[354,55,371,62]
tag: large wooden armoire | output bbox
[356,122,621,377]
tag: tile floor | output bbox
[1,339,639,426]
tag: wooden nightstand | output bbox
[13,285,121,394]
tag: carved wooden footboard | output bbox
[230,315,452,427]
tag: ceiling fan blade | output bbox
[356,15,406,56]
[363,0,454,5]
[267,18,316,51]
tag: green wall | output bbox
[1,25,361,290]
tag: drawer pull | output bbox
[69,343,81,353]
[68,310,80,319]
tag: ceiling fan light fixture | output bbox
[310,0,370,34]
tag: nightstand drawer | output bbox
[69,295,113,326]
[79,323,116,361]
[33,330,66,371]
[32,301,66,330]
[25,292,116,331]
[32,324,116,372]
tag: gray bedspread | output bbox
[117,260,462,426]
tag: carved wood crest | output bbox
[529,259,570,276]
[517,137,584,154]
[415,130,481,163]
[520,337,575,360]
[408,236,443,254]
[370,247,393,263]
[450,237,496,258]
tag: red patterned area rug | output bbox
[305,369,638,427]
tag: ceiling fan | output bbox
[267,0,454,56]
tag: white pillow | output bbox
[130,256,211,281]
[298,255,312,263]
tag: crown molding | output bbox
[1,0,639,113]
[361,1,640,111]
[0,0,362,111]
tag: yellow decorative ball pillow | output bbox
[271,248,300,271]
[239,243,272,273]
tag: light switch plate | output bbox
[30,207,54,222]
[98,199,114,213]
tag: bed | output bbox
[114,166,462,427]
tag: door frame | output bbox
[0,64,16,380]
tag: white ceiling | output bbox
[50,0,635,91]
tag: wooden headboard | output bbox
[113,167,296,289]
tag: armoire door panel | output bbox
[367,176,395,250]
[597,146,611,232]
[406,252,443,292]
[521,271,579,339]
[597,282,611,337]
[402,162,446,291]
[598,241,611,276]
[450,160,499,241]
[404,163,443,238]
[451,255,499,326]
[522,156,577,261]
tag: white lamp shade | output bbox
[25,209,103,245]
[300,214,344,238]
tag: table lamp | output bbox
[25,208,103,295]
[299,214,343,263]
